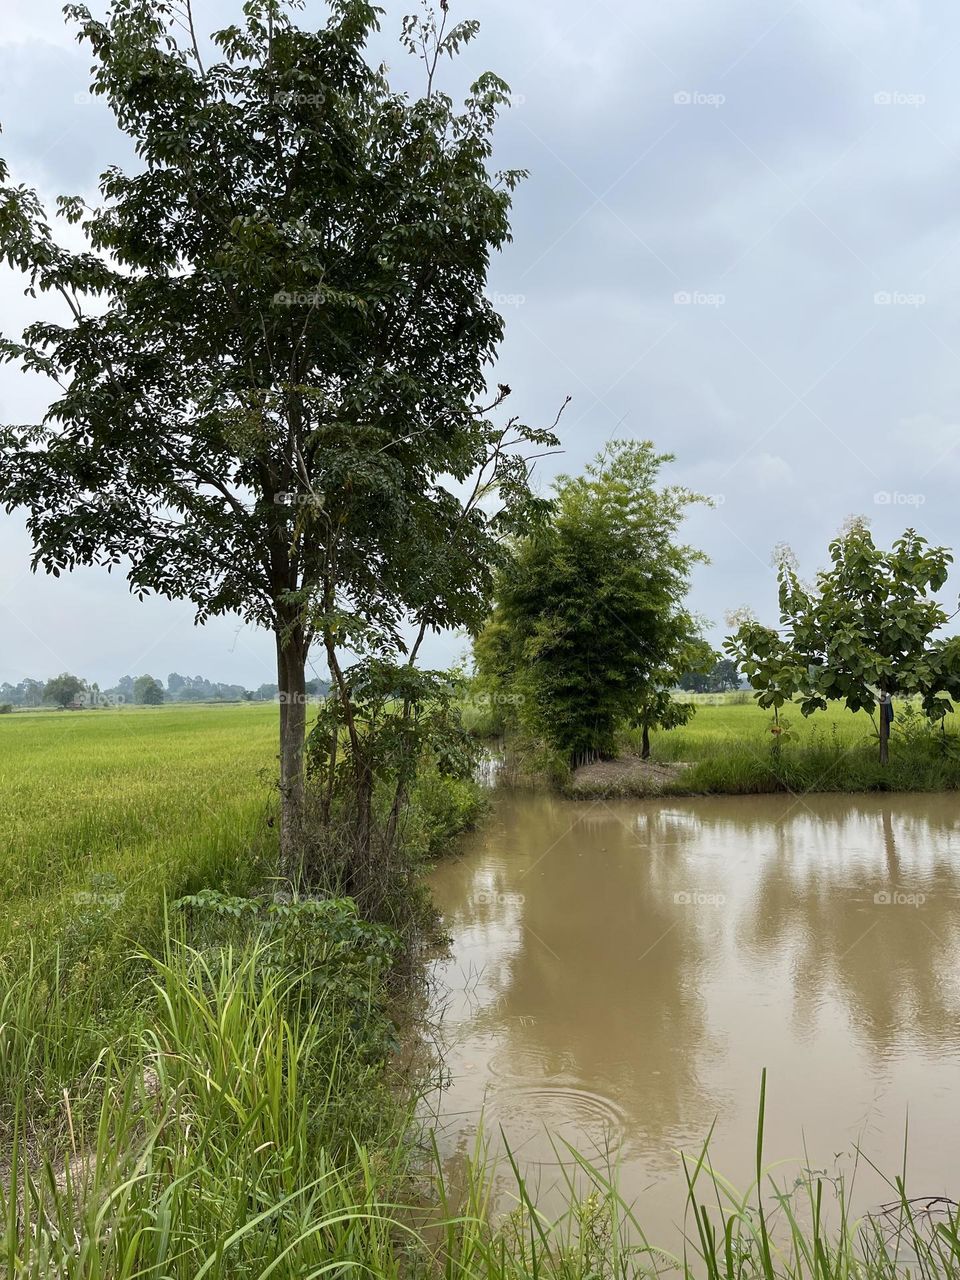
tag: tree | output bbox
[632,627,708,759]
[108,676,136,704]
[17,679,45,708]
[707,657,741,693]
[133,674,164,705]
[0,0,557,876]
[676,641,718,693]
[43,672,85,708]
[476,441,708,766]
[726,525,960,764]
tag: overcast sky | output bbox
[3,0,960,688]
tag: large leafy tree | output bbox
[0,0,556,873]
[133,674,165,705]
[43,673,86,709]
[726,524,960,764]
[476,441,708,766]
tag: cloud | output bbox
[4,0,960,675]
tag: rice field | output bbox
[0,701,279,916]
[0,703,282,1119]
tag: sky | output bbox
[3,0,960,688]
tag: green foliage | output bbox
[175,890,398,1035]
[477,440,708,765]
[302,666,484,922]
[133,673,164,704]
[678,652,741,692]
[632,628,711,756]
[405,765,487,858]
[728,525,960,765]
[42,672,85,708]
[728,526,960,718]
[0,0,558,870]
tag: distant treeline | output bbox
[676,658,744,694]
[0,672,331,710]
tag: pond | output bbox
[428,790,960,1238]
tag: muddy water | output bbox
[428,791,960,1235]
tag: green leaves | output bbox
[727,525,960,755]
[0,0,559,867]
[477,440,709,766]
[0,0,543,639]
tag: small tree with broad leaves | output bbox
[725,524,960,764]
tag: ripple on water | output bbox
[482,1083,628,1161]
[485,1045,575,1080]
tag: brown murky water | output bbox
[428,791,960,1236]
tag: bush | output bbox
[405,769,487,860]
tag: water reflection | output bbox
[429,791,960,1231]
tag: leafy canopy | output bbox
[0,0,561,872]
[726,524,960,722]
[476,441,708,765]
[0,0,553,654]
[42,672,86,708]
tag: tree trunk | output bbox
[879,701,889,766]
[641,724,651,760]
[276,627,307,884]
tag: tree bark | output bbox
[879,701,889,766]
[641,724,651,760]
[276,626,307,884]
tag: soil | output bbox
[568,755,691,795]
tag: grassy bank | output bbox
[556,696,960,798]
[0,703,280,1129]
[3,946,959,1279]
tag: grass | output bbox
[2,939,958,1278]
[0,703,279,1133]
[567,695,960,798]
